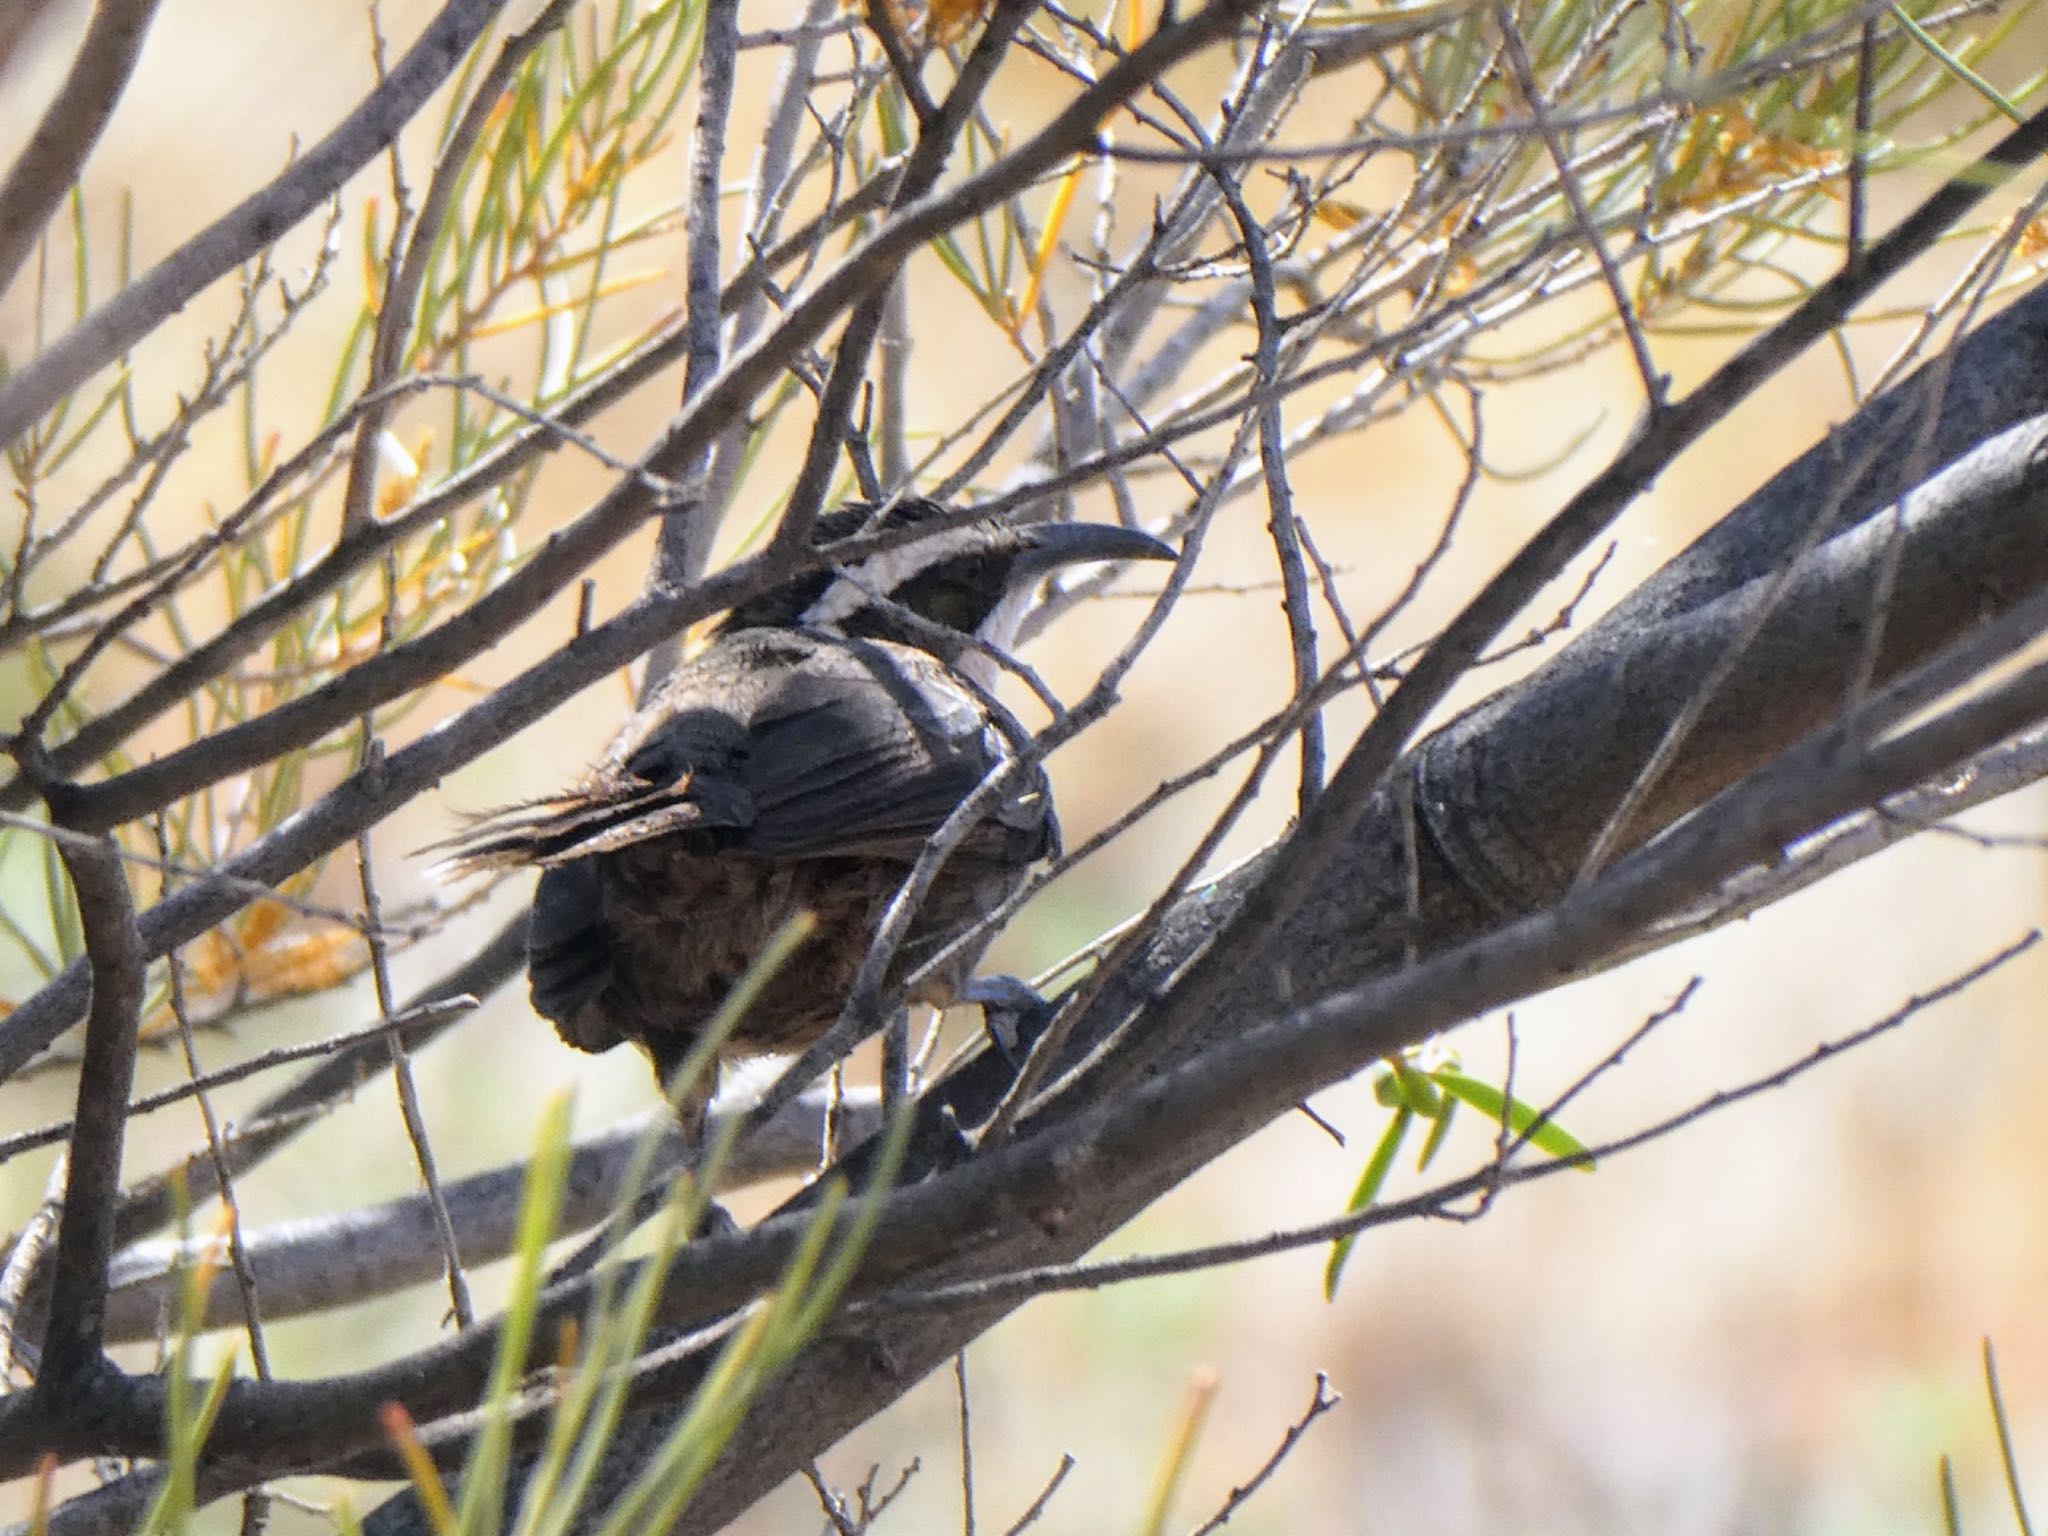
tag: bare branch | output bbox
[34,828,144,1392]
[0,0,1268,1086]
[0,0,516,449]
[1073,99,2048,1107]
[1187,1374,1339,1536]
[645,0,743,604]
[0,0,162,299]
[97,1090,883,1342]
[155,819,272,1381]
[0,163,915,818]
[355,756,472,1331]
[1000,1454,1074,1536]
[8,4,2048,1527]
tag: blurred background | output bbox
[2,1,2046,1532]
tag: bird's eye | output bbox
[920,589,978,632]
[891,556,1006,635]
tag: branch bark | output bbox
[0,0,162,300]
[598,385,2048,1536]
[96,1089,882,1342]
[32,828,143,1401]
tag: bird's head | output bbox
[712,499,1177,671]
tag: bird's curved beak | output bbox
[1012,521,1178,578]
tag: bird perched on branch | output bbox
[436,499,1175,1133]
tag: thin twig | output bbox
[1073,96,2048,1108]
[0,998,477,1166]
[1209,124,1323,809]
[955,1350,976,1536]
[864,934,2034,1316]
[695,0,844,551]
[153,819,272,1381]
[1001,1454,1075,1536]
[649,0,743,600]
[1847,17,1878,265]
[805,1464,860,1536]
[102,922,521,1258]
[776,0,1048,558]
[0,0,1258,874]
[1494,3,1666,408]
[856,1456,923,1526]
[1185,1373,1339,1536]
[0,810,422,940]
[355,740,472,1331]
[0,164,913,814]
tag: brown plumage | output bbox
[437,502,1175,1131]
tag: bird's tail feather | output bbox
[422,779,710,875]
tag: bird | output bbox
[435,499,1176,1134]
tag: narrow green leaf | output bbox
[1324,1104,1414,1300]
[1432,1071,1595,1169]
[456,1090,577,1536]
[1888,3,2026,125]
[1390,1057,1444,1116]
[1415,1094,1458,1173]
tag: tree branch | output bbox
[32,828,143,1396]
[0,0,514,449]
[416,361,2048,1536]
[96,1089,882,1342]
[193,372,2048,1528]
[1067,98,2048,1109]
[0,0,162,300]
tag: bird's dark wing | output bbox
[737,638,1028,860]
[433,632,1034,873]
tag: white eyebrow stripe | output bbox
[800,524,997,629]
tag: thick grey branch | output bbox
[99,1089,882,1342]
[63,331,2028,1530]
[1067,100,2048,1109]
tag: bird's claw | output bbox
[958,974,1058,1068]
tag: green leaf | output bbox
[1414,1094,1458,1173]
[1389,1057,1444,1116]
[1324,1104,1414,1300]
[457,1091,576,1536]
[1431,1071,1595,1170]
[1888,2,2027,126]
